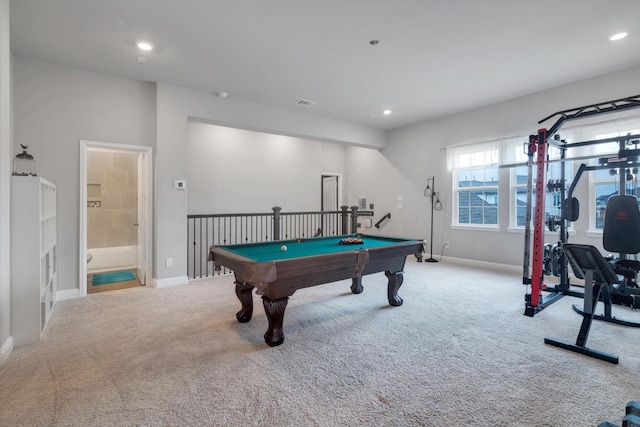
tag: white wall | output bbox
[321,141,347,179]
[343,145,428,238]
[13,57,156,292]
[349,64,640,267]
[0,0,12,363]
[188,122,340,214]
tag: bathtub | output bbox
[87,245,138,273]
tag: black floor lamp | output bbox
[424,176,443,262]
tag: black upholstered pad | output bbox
[603,195,640,255]
[563,243,619,285]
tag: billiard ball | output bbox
[281,245,287,252]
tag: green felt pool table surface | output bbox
[218,234,413,262]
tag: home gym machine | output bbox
[522,94,640,317]
[522,94,640,363]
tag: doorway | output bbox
[79,140,152,297]
[321,174,341,236]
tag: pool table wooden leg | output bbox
[350,276,364,294]
[262,296,288,347]
[235,281,254,323]
[385,271,404,306]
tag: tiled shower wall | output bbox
[87,151,138,249]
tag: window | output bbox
[592,170,619,230]
[445,115,640,232]
[590,129,640,230]
[447,140,506,227]
[511,160,572,228]
[455,166,499,225]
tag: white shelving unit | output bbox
[10,176,57,347]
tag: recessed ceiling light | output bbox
[383,110,392,115]
[137,41,154,51]
[609,32,628,41]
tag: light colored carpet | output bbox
[1,259,639,426]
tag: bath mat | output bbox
[92,270,136,286]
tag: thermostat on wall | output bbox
[174,180,186,190]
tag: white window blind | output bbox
[446,136,526,170]
[555,113,640,158]
[447,113,640,171]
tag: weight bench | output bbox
[544,243,625,364]
[544,195,640,364]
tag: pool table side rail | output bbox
[210,246,366,286]
[362,241,425,274]
[208,248,278,283]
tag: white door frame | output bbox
[321,172,342,210]
[79,140,153,297]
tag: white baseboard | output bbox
[440,256,522,274]
[56,289,82,301]
[0,336,13,365]
[55,276,190,297]
[188,272,233,283]
[154,275,189,289]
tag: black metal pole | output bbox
[426,177,437,262]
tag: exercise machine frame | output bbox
[522,94,640,316]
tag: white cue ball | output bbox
[281,245,287,252]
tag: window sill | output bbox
[450,225,500,232]
[585,230,603,238]
[507,227,576,236]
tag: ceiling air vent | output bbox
[295,99,316,107]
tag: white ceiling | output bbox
[9,0,640,131]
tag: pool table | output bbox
[208,234,425,346]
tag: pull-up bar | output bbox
[539,94,640,139]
